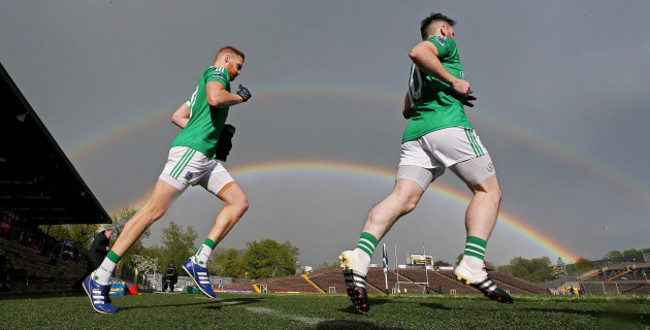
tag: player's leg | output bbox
[209,181,249,244]
[84,179,181,313]
[339,178,424,311]
[362,178,426,241]
[84,147,194,313]
[465,173,501,241]
[184,166,248,298]
[340,160,437,311]
[348,139,439,265]
[447,131,512,303]
[113,180,181,256]
[341,177,425,279]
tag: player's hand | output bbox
[449,90,477,107]
[462,94,477,107]
[236,84,251,102]
[451,78,471,96]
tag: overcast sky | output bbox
[1,1,649,267]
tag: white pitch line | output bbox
[245,306,327,326]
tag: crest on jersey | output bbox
[433,36,446,46]
[185,172,193,180]
[211,72,225,79]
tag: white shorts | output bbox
[159,146,234,196]
[397,127,495,189]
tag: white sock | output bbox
[353,248,371,275]
[92,258,117,285]
[463,255,485,270]
[193,243,213,266]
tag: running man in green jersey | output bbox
[83,46,252,314]
[339,13,512,311]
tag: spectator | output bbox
[86,229,113,275]
[0,218,11,240]
[0,249,14,292]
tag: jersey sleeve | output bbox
[428,36,455,59]
[206,69,229,88]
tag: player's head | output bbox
[420,13,456,40]
[215,46,245,81]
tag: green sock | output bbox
[355,232,379,259]
[464,236,487,260]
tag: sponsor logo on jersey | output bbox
[433,36,446,46]
[460,71,465,79]
[211,72,225,79]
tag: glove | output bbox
[215,124,236,162]
[236,84,252,102]
[449,89,477,107]
[462,95,477,107]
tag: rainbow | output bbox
[66,85,650,202]
[121,159,580,263]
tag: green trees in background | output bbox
[573,257,593,273]
[40,223,98,250]
[209,248,246,278]
[497,256,554,282]
[158,221,197,273]
[206,239,300,280]
[243,239,297,279]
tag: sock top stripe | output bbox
[107,250,121,263]
[360,232,379,245]
[465,242,486,253]
[466,236,487,248]
[204,238,217,249]
[358,238,376,251]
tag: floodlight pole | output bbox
[394,241,399,292]
[423,243,430,293]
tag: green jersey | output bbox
[170,67,231,159]
[402,36,472,143]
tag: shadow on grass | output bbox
[0,292,85,300]
[316,319,407,329]
[524,307,650,326]
[118,297,266,311]
[419,302,451,310]
[338,298,391,314]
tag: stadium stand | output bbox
[221,267,551,296]
[1,238,85,293]
[397,268,476,294]
[1,62,111,294]
[488,272,549,294]
[576,263,650,294]
[222,273,322,294]
[306,267,347,294]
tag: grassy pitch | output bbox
[1,292,649,329]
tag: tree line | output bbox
[485,247,650,283]
[41,208,300,280]
[42,207,648,283]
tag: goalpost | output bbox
[394,242,431,294]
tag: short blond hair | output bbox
[216,46,245,61]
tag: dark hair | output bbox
[420,13,456,40]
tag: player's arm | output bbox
[408,41,471,96]
[206,82,250,109]
[402,92,416,119]
[171,102,191,129]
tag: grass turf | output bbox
[1,292,649,329]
